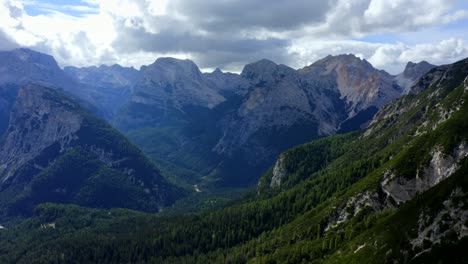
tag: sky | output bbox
[0,0,468,74]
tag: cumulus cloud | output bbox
[288,38,468,74]
[0,0,467,73]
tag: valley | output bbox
[0,48,466,263]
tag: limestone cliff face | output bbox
[300,54,402,118]
[270,155,287,188]
[0,84,83,183]
[0,48,69,88]
[0,85,181,219]
[382,144,468,205]
[133,58,225,110]
[203,68,250,96]
[106,54,424,186]
[261,58,468,244]
[214,60,346,160]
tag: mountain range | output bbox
[0,49,436,190]
[0,51,465,263]
[72,51,435,187]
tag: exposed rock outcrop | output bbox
[410,188,468,257]
[270,155,287,188]
[0,84,83,183]
[0,84,182,219]
[134,57,225,110]
[300,54,401,119]
[325,191,383,231]
[382,144,468,205]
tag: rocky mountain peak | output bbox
[300,54,399,118]
[302,54,377,78]
[144,57,203,82]
[212,68,223,74]
[11,48,59,68]
[396,61,436,94]
[0,48,67,87]
[241,59,296,84]
[64,64,140,87]
[403,61,433,74]
[130,57,225,113]
[409,58,467,94]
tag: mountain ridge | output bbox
[0,48,437,188]
[0,84,183,222]
[0,57,466,263]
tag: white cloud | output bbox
[0,0,466,73]
[288,38,468,74]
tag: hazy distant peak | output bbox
[402,61,435,76]
[213,68,223,74]
[241,59,295,82]
[396,60,436,94]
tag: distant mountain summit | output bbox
[64,64,140,89]
[0,48,69,88]
[136,57,225,109]
[300,54,400,118]
[114,54,438,186]
[64,64,141,116]
[395,60,436,94]
[0,48,439,188]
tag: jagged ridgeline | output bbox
[0,84,183,221]
[0,59,466,263]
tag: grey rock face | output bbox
[203,68,250,96]
[0,48,69,88]
[325,191,383,231]
[382,144,468,205]
[410,188,468,252]
[395,61,435,94]
[133,58,225,110]
[0,84,83,183]
[214,59,346,160]
[270,154,287,188]
[300,54,402,119]
[0,84,182,218]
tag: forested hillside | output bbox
[0,58,466,263]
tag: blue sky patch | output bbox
[23,0,99,17]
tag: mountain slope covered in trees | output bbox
[0,57,465,263]
[0,84,183,223]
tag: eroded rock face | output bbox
[134,57,225,110]
[0,48,68,88]
[0,85,83,183]
[410,188,468,256]
[0,84,182,218]
[213,59,346,160]
[300,54,402,119]
[203,68,251,96]
[382,144,468,205]
[325,191,383,231]
[270,155,287,188]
